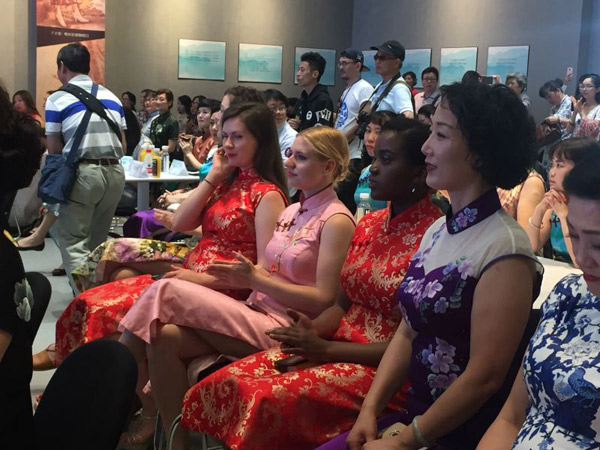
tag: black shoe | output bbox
[17,241,45,252]
[52,268,66,276]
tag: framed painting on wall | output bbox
[486,45,530,83]
[294,47,337,86]
[178,39,226,81]
[403,49,432,88]
[439,47,478,86]
[238,43,283,83]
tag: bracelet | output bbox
[412,415,435,448]
[528,217,544,230]
[203,178,217,189]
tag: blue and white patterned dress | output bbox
[514,274,600,449]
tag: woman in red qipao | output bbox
[180,117,442,450]
[51,102,289,367]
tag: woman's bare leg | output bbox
[108,261,175,282]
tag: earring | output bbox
[411,186,416,193]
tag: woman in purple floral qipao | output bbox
[320,83,543,450]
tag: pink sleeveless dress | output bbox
[119,187,353,352]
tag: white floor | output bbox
[21,237,73,401]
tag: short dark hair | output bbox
[439,82,535,189]
[121,91,136,110]
[198,98,221,113]
[177,95,192,115]
[301,52,326,82]
[145,90,157,99]
[417,104,436,119]
[550,137,598,164]
[224,86,264,105]
[422,67,439,80]
[56,43,90,74]
[564,143,600,200]
[538,79,563,99]
[221,102,288,198]
[461,70,481,85]
[262,89,288,105]
[13,90,40,116]
[156,89,174,108]
[381,117,430,167]
[403,71,417,81]
[0,83,44,192]
[575,73,600,103]
[368,110,398,127]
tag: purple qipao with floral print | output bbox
[396,189,542,448]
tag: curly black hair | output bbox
[0,83,44,193]
[439,82,536,189]
[564,141,600,200]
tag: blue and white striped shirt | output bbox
[45,75,127,159]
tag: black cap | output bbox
[340,48,370,72]
[370,40,405,61]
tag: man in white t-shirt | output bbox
[369,40,414,118]
[334,48,374,212]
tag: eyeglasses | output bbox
[373,54,395,61]
[268,105,287,113]
[338,60,356,67]
[579,84,596,90]
[422,77,437,82]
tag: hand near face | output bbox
[209,147,234,182]
[574,97,586,116]
[547,189,569,219]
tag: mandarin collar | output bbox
[297,185,336,214]
[445,189,501,234]
[238,167,259,181]
[386,195,434,231]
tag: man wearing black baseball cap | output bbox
[368,40,414,118]
[334,48,374,213]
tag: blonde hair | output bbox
[298,126,349,185]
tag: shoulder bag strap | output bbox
[59,83,122,140]
[64,83,97,166]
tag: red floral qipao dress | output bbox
[54,169,285,364]
[180,196,441,450]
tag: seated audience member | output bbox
[526,138,595,265]
[461,70,481,85]
[566,73,600,140]
[149,88,179,157]
[478,144,600,449]
[417,104,436,126]
[506,72,531,112]
[12,90,43,126]
[403,71,420,96]
[33,102,288,371]
[539,78,573,134]
[264,89,298,198]
[497,169,546,230]
[354,111,398,212]
[140,90,158,139]
[190,94,205,117]
[0,81,44,450]
[179,118,442,450]
[369,40,414,118]
[414,67,441,111]
[320,82,542,450]
[175,94,193,133]
[220,85,264,112]
[294,51,335,130]
[179,98,220,170]
[137,88,151,126]
[334,49,375,213]
[119,126,355,449]
[121,91,141,156]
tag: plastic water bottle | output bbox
[355,192,371,221]
[161,145,170,174]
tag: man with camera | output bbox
[334,49,374,213]
[368,40,414,118]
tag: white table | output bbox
[534,257,581,309]
[125,172,199,211]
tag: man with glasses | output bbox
[334,48,374,212]
[369,40,414,118]
[414,67,441,111]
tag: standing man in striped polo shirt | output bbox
[45,43,126,292]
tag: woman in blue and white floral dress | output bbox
[479,143,600,449]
